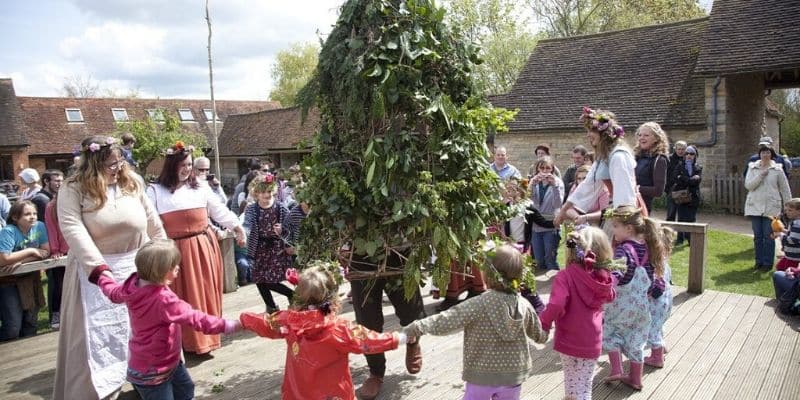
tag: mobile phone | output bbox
[207,174,216,181]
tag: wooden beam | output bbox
[0,257,66,277]
[661,221,708,294]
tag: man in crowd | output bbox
[30,169,64,329]
[490,146,522,181]
[562,145,587,200]
[120,132,138,170]
[194,156,227,205]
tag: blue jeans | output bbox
[0,284,37,341]
[773,271,798,300]
[532,230,560,270]
[133,362,194,400]
[235,252,251,284]
[751,216,775,267]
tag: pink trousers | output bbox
[463,382,521,400]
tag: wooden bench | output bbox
[660,221,708,294]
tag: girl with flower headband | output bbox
[602,205,666,391]
[239,266,408,400]
[402,244,548,400]
[146,140,245,355]
[243,172,294,313]
[555,107,644,229]
[539,226,616,400]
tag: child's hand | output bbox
[272,223,282,236]
[224,319,242,334]
[786,270,796,279]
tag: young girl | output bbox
[239,266,406,400]
[603,205,665,390]
[568,164,610,226]
[0,201,49,341]
[644,226,676,368]
[403,244,548,400]
[775,198,800,272]
[539,227,616,400]
[93,239,240,399]
[529,156,565,270]
[243,172,294,313]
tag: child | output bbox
[775,198,800,272]
[644,226,676,368]
[603,205,665,390]
[539,227,616,400]
[243,172,294,313]
[239,266,406,400]
[529,156,564,270]
[403,244,548,400]
[0,200,49,341]
[92,239,240,399]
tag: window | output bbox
[203,109,221,121]
[147,109,165,121]
[111,108,129,121]
[65,108,84,122]
[178,109,195,121]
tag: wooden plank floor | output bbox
[1,272,798,400]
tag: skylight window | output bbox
[147,109,165,121]
[65,108,84,122]
[203,109,221,121]
[112,108,129,121]
[178,109,195,121]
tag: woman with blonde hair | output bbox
[54,135,166,400]
[634,122,670,213]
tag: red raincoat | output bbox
[240,310,399,400]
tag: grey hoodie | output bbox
[403,290,548,386]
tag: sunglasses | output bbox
[686,153,696,156]
[197,168,210,172]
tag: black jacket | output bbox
[670,158,702,208]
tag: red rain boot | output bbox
[604,351,624,382]
[644,347,664,368]
[622,362,643,390]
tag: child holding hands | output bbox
[403,244,548,400]
[603,205,666,390]
[539,227,616,400]
[92,239,240,400]
[240,266,407,400]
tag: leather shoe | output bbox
[357,374,383,400]
[405,341,422,374]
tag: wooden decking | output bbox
[1,274,798,400]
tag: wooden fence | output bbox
[711,173,800,215]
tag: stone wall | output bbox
[714,74,766,176]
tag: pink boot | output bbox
[622,362,643,390]
[644,347,664,368]
[604,351,624,382]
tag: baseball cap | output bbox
[758,136,774,146]
[19,168,40,184]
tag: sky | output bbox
[0,0,343,100]
[0,0,716,101]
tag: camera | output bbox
[207,174,216,182]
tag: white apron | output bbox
[77,250,136,399]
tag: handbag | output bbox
[671,189,692,205]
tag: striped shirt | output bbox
[782,220,800,261]
[284,205,307,247]
[613,240,666,298]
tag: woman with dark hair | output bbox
[745,144,791,271]
[147,141,245,355]
[670,146,702,245]
[54,135,166,400]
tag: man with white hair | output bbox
[193,156,227,204]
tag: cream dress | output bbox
[52,179,165,400]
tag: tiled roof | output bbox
[218,107,320,157]
[0,79,29,147]
[695,0,800,76]
[16,96,279,155]
[493,18,709,132]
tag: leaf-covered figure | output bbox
[297,0,518,298]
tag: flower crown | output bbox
[602,206,641,223]
[565,231,625,271]
[83,137,116,153]
[164,141,195,156]
[580,106,624,139]
[482,239,535,293]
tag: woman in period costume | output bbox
[147,141,245,354]
[53,136,166,400]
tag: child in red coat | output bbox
[240,266,407,400]
[539,227,616,400]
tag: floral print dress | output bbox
[245,203,292,284]
[602,266,651,362]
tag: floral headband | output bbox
[580,106,624,139]
[602,206,641,223]
[83,137,116,153]
[565,231,623,271]
[164,140,195,156]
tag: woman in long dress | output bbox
[555,107,639,228]
[147,142,245,354]
[54,136,166,400]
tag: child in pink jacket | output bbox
[91,239,240,400]
[539,227,616,400]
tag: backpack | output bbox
[778,279,800,315]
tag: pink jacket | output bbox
[539,262,616,359]
[98,273,234,382]
[44,201,69,255]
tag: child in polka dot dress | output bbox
[539,227,616,400]
[603,205,666,391]
[403,244,548,400]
